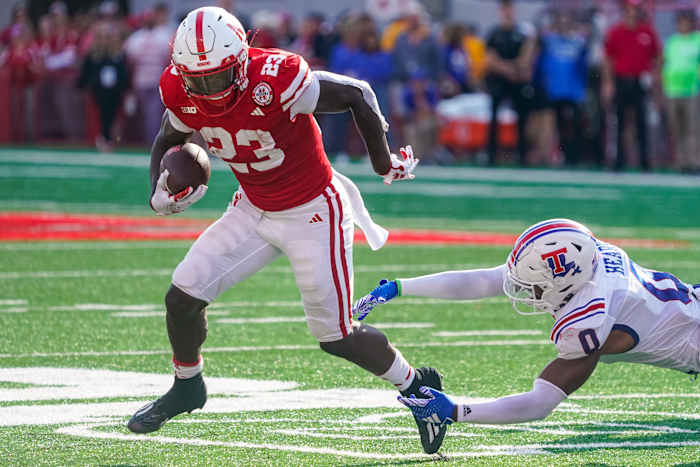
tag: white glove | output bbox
[149,170,208,216]
[383,145,419,185]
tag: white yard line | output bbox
[0,241,193,251]
[0,340,550,359]
[570,393,700,400]
[355,182,622,200]
[3,259,698,281]
[56,423,539,460]
[0,269,174,280]
[215,317,433,328]
[0,166,110,179]
[338,162,700,188]
[44,297,486,313]
[557,406,700,420]
[217,317,306,324]
[0,307,28,313]
[0,299,27,305]
[112,310,229,318]
[433,330,542,337]
[372,322,435,329]
[0,264,478,280]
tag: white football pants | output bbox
[172,177,354,342]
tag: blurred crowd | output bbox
[2,0,700,172]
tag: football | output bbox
[159,143,211,195]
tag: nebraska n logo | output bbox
[541,247,580,277]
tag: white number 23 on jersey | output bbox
[199,126,285,173]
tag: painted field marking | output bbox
[0,264,491,280]
[557,406,700,420]
[0,166,110,179]
[4,257,697,281]
[0,269,174,280]
[522,420,695,434]
[272,428,419,441]
[433,330,542,337]
[3,367,700,460]
[0,339,551,359]
[570,393,700,400]
[217,317,306,324]
[113,310,230,318]
[0,241,194,251]
[472,422,695,436]
[214,317,434,328]
[56,423,539,460]
[0,211,687,246]
[355,181,622,201]
[43,297,500,313]
[338,162,700,189]
[371,322,435,329]
[0,299,27,305]
[5,148,700,188]
[0,307,28,313]
[276,426,481,439]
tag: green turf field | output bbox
[1,148,700,465]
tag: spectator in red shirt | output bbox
[603,0,660,171]
[6,22,41,142]
[0,3,28,49]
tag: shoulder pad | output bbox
[249,50,311,111]
[552,298,615,360]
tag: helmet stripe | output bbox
[195,10,207,61]
[510,221,593,264]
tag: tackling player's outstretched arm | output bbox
[352,265,506,320]
[310,71,417,182]
[398,352,599,426]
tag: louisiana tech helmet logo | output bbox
[541,248,580,278]
[252,82,273,106]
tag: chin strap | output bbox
[246,29,259,47]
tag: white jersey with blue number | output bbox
[551,241,700,373]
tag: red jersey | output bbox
[159,48,332,211]
[605,22,660,78]
[7,43,41,86]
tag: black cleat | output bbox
[401,367,448,454]
[127,373,207,433]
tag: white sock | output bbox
[173,356,203,379]
[379,349,415,392]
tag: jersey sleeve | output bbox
[159,66,179,110]
[158,66,195,133]
[551,298,614,360]
[276,53,314,115]
[288,71,320,119]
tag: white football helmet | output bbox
[503,219,599,316]
[171,6,249,116]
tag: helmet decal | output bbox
[195,10,208,61]
[540,247,581,278]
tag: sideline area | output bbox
[0,211,687,249]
